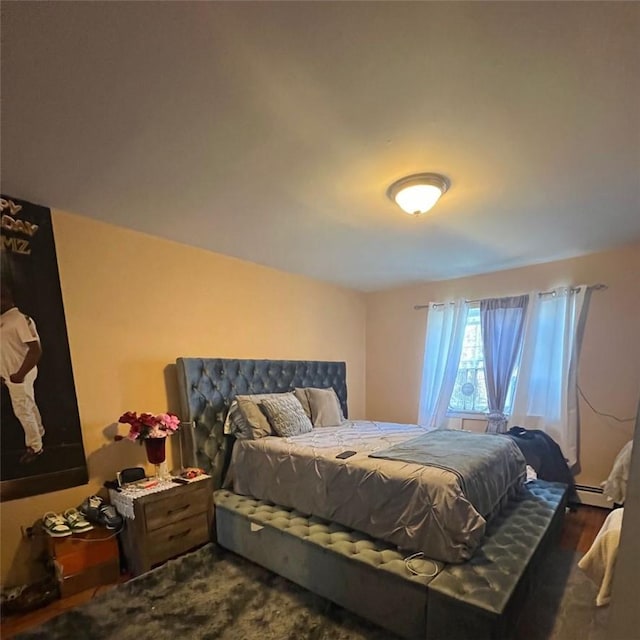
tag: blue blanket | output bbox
[370,429,526,516]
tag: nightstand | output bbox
[117,478,214,575]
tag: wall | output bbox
[366,242,640,488]
[0,210,366,586]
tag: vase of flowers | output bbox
[116,411,180,478]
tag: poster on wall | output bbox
[1,195,88,501]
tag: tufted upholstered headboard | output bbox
[175,358,347,488]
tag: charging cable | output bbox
[404,552,440,578]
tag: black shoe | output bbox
[78,495,123,530]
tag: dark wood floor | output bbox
[1,505,610,639]
[559,504,609,554]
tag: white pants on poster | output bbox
[5,367,45,452]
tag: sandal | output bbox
[42,512,72,538]
[63,508,93,533]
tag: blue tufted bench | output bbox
[215,489,440,639]
[427,480,568,639]
[214,479,567,640]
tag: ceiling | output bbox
[2,2,639,291]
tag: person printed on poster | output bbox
[1,194,88,501]
[1,279,45,463]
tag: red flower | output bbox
[116,410,180,443]
[118,411,139,426]
[139,413,159,428]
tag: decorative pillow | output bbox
[259,394,313,437]
[305,387,346,427]
[223,400,240,435]
[293,388,312,419]
[235,397,273,439]
[224,400,260,440]
[227,392,290,439]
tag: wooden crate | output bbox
[45,526,120,597]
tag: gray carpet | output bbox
[17,544,608,640]
[516,547,609,640]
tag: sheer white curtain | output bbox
[418,299,469,428]
[481,295,529,434]
[510,286,591,467]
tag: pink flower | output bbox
[158,413,180,432]
[116,410,180,443]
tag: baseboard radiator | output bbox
[575,483,612,509]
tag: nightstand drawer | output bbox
[147,513,209,565]
[144,483,210,532]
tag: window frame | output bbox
[445,302,519,418]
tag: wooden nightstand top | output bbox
[109,475,212,520]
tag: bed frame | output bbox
[176,357,567,640]
[175,358,347,487]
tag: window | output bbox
[447,306,518,414]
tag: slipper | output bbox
[63,508,93,533]
[42,512,72,538]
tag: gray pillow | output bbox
[223,400,240,435]
[305,387,346,427]
[229,392,291,439]
[293,388,312,418]
[224,400,260,440]
[260,394,313,437]
[235,397,273,439]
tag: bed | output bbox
[176,357,567,639]
[227,420,525,563]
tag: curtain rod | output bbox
[413,283,608,311]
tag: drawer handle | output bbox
[169,528,191,540]
[167,504,190,516]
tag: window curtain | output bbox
[418,299,469,429]
[480,295,529,434]
[510,286,591,467]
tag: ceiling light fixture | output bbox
[386,173,450,215]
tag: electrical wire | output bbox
[66,526,124,541]
[404,552,440,578]
[578,385,635,423]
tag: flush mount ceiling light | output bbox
[386,173,450,215]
